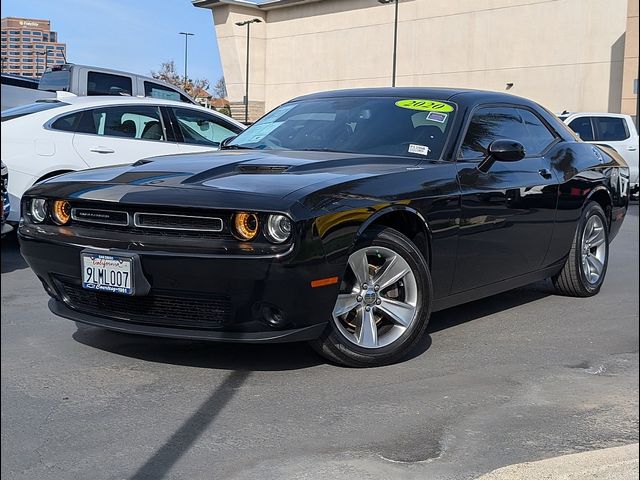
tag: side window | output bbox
[460,107,526,159]
[50,112,82,132]
[87,71,133,96]
[173,108,240,146]
[75,106,164,141]
[568,117,594,141]
[517,108,556,154]
[593,117,629,141]
[144,81,192,103]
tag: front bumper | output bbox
[19,226,343,343]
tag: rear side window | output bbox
[593,117,629,141]
[87,71,133,96]
[75,106,164,141]
[144,81,192,103]
[51,112,82,132]
[568,117,594,141]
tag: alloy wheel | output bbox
[581,215,607,284]
[332,246,419,349]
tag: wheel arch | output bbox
[585,186,613,229]
[356,206,432,268]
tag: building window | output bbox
[9,37,20,41]
[55,46,64,50]
[35,44,44,48]
[9,30,20,35]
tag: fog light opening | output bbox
[262,305,286,328]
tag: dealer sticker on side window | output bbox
[408,144,430,156]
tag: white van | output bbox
[37,63,195,104]
[559,112,639,194]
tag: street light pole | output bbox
[235,18,262,124]
[178,32,195,89]
[379,0,399,87]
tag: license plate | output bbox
[81,253,133,295]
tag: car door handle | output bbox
[538,168,553,179]
[89,146,115,154]
[628,146,637,151]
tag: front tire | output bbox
[310,227,432,367]
[553,201,609,297]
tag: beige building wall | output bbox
[196,0,633,121]
[620,0,638,120]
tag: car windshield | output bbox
[228,97,456,159]
[1,100,69,122]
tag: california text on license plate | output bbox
[81,253,133,295]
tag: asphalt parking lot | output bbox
[1,204,638,480]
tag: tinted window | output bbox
[173,108,240,146]
[568,117,594,141]
[76,106,164,141]
[229,97,456,158]
[460,107,525,159]
[1,101,68,122]
[518,108,556,154]
[38,69,71,92]
[594,117,629,141]
[144,81,192,103]
[51,112,82,132]
[87,71,132,96]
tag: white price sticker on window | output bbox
[408,144,430,156]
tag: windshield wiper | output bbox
[296,148,349,153]
[220,144,253,150]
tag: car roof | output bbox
[41,95,197,108]
[291,87,542,107]
[558,112,632,118]
[31,95,244,127]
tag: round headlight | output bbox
[233,212,259,241]
[30,198,47,223]
[51,200,71,225]
[265,214,292,244]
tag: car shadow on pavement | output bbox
[1,231,28,274]
[427,281,553,334]
[73,282,553,370]
[72,324,325,371]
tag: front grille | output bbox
[133,213,223,232]
[67,203,233,239]
[54,278,233,330]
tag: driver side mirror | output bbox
[478,139,526,173]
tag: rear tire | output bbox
[552,202,609,297]
[310,227,432,367]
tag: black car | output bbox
[1,161,11,237]
[18,88,629,367]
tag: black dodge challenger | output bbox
[18,88,630,367]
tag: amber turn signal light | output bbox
[51,200,71,225]
[233,212,259,240]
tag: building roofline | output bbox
[1,16,52,23]
[192,0,323,11]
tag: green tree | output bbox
[150,60,210,99]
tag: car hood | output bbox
[43,150,420,200]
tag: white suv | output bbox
[559,112,639,194]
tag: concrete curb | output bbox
[476,444,639,480]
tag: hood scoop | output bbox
[236,165,290,174]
